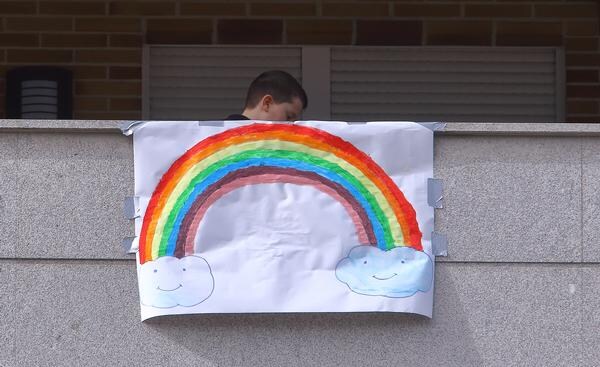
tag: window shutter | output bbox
[330,47,563,122]
[145,46,302,120]
[146,46,563,122]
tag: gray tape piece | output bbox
[432,232,448,257]
[120,121,145,136]
[197,121,225,127]
[124,196,140,219]
[122,236,139,254]
[427,178,444,209]
[418,122,446,132]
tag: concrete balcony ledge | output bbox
[1,119,600,366]
[1,119,600,136]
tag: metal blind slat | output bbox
[333,103,553,115]
[334,114,554,123]
[332,94,555,105]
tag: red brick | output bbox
[75,49,141,64]
[496,22,562,46]
[109,66,141,79]
[75,18,141,32]
[42,34,107,48]
[251,3,316,16]
[426,21,492,46]
[395,3,460,17]
[109,34,143,48]
[565,37,599,52]
[323,3,389,17]
[40,1,106,15]
[535,4,597,18]
[465,4,531,18]
[566,53,600,67]
[74,97,108,111]
[568,100,599,115]
[110,98,141,111]
[146,19,212,44]
[567,85,600,98]
[566,115,600,123]
[7,49,73,63]
[6,17,72,31]
[0,33,38,47]
[0,1,36,14]
[356,20,422,46]
[109,1,175,16]
[567,21,598,37]
[287,19,352,45]
[566,69,599,83]
[181,2,246,16]
[218,19,282,44]
[75,81,141,96]
[70,65,107,79]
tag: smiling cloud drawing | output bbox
[336,246,433,298]
[138,256,214,308]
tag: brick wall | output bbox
[0,0,598,122]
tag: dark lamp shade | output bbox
[6,66,72,119]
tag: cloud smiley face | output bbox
[335,246,433,298]
[138,256,214,308]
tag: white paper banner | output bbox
[132,121,435,321]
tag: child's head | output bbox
[242,70,308,122]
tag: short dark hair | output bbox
[244,70,308,110]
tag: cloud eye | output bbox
[363,261,367,265]
[182,268,186,272]
[153,269,158,273]
[401,260,405,264]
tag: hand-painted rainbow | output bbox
[139,123,422,264]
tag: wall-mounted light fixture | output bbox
[6,66,72,119]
